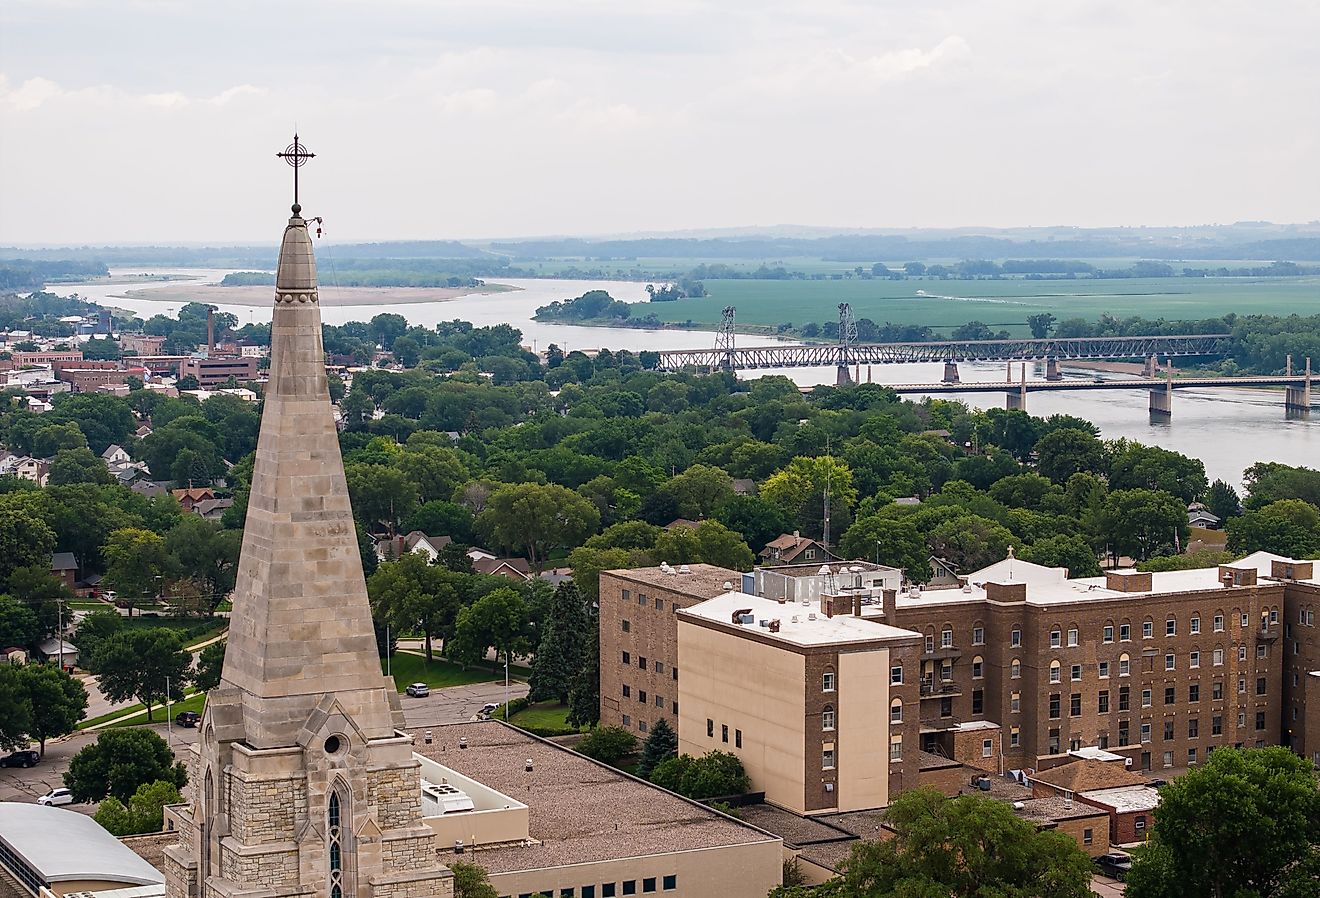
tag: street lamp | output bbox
[504,654,509,721]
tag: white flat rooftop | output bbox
[680,591,918,647]
[1069,746,1127,763]
[1081,785,1161,813]
[0,802,164,887]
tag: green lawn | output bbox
[507,701,585,733]
[383,652,501,691]
[117,616,228,648]
[624,275,1320,335]
[79,691,206,729]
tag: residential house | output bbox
[36,636,78,670]
[50,552,79,590]
[759,531,837,565]
[171,487,216,511]
[101,444,132,467]
[192,497,234,521]
[731,478,757,496]
[375,531,454,562]
[472,556,532,581]
[1187,502,1222,530]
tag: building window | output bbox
[1141,722,1152,743]
[925,634,935,653]
[1213,648,1224,666]
[1050,661,1061,683]
[1189,718,1199,738]
[1119,721,1130,745]
[1011,659,1022,679]
[622,590,631,603]
[639,690,647,704]
[1190,614,1201,634]
[707,719,714,738]
[663,877,676,892]
[941,627,953,648]
[1071,664,1082,682]
[972,656,984,679]
[1239,676,1247,694]
[721,724,728,743]
[621,619,630,632]
[672,701,678,715]
[1163,720,1175,741]
[972,689,984,715]
[1212,715,1223,735]
[1190,651,1200,669]
[1255,711,1266,731]
[654,597,663,610]
[822,672,836,692]
[891,665,903,684]
[1103,624,1114,643]
[823,749,835,769]
[1010,726,1020,747]
[1070,693,1082,716]
[735,728,743,748]
[1143,620,1154,639]
[623,881,636,896]
[982,738,993,758]
[1011,628,1022,647]
[973,626,985,645]
[1163,751,1174,768]
[1256,677,1267,696]
[822,707,836,731]
[1271,609,1279,624]
[327,790,345,898]
[1214,614,1225,632]
[638,593,646,606]
[1048,728,1061,754]
[1120,623,1131,641]
[654,661,663,675]
[1049,693,1061,719]
[1011,691,1021,713]
[1241,612,1250,628]
[622,714,631,727]
[1165,653,1175,671]
[1165,686,1175,705]
[623,685,631,698]
[584,887,597,898]
[890,735,903,761]
[1212,682,1223,700]
[1119,654,1130,677]
[603,885,617,898]
[1099,661,1110,678]
[673,667,679,681]
[1166,618,1177,637]
[1189,684,1199,703]
[1050,628,1062,648]
[1142,688,1152,708]
[891,699,903,723]
[1098,690,1110,714]
[655,694,665,708]
[1067,627,1079,647]
[622,651,630,665]
[639,657,647,671]
[1084,828,1094,845]
[941,697,953,718]
[1239,645,1248,662]
[1119,686,1130,711]
[1257,644,1267,659]
[1188,747,1198,765]
[643,879,656,894]
[1135,816,1147,835]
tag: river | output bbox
[61,268,1319,488]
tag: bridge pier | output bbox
[836,364,853,386]
[1045,357,1062,381]
[1285,357,1312,417]
[1144,355,1158,377]
[1149,380,1173,420]
[942,361,960,384]
[1006,364,1027,411]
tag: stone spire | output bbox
[218,209,402,747]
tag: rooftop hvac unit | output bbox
[421,780,476,815]
[679,564,691,574]
[808,613,818,621]
[723,581,733,590]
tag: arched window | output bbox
[972,655,984,679]
[1011,659,1022,679]
[1049,660,1061,683]
[200,768,213,884]
[822,669,836,692]
[329,791,344,898]
[941,626,953,649]
[890,698,903,724]
[1050,627,1062,648]
[822,705,836,731]
[1119,652,1130,677]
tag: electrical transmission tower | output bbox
[836,303,858,384]
[715,306,736,370]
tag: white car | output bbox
[37,788,73,807]
[405,683,430,698]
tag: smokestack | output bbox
[207,307,215,352]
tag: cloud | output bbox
[0,75,266,112]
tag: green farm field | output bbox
[625,276,1320,334]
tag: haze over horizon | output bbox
[2,1,1317,245]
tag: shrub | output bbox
[575,726,639,765]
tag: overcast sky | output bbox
[1,0,1317,245]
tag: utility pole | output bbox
[504,655,510,721]
[386,623,392,678]
[165,676,173,746]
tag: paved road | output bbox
[0,680,516,815]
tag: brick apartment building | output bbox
[178,354,259,386]
[601,552,1320,816]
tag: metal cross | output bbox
[276,133,315,213]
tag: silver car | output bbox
[405,683,430,697]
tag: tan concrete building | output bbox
[676,592,922,815]
[420,722,783,898]
[161,202,452,898]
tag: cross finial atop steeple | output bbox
[275,133,315,216]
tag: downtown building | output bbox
[600,552,1320,817]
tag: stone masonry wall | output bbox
[230,773,305,844]
[219,843,299,887]
[380,832,437,872]
[368,767,422,830]
[373,875,455,898]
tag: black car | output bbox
[0,750,40,769]
[175,710,202,728]
[1094,853,1132,881]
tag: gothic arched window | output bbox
[329,791,344,898]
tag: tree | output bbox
[1026,312,1057,339]
[13,663,87,755]
[1205,478,1242,522]
[575,726,639,766]
[64,728,187,802]
[652,520,755,572]
[1034,428,1107,483]
[566,615,600,729]
[928,514,1016,572]
[177,374,200,391]
[367,552,466,662]
[450,862,500,898]
[566,547,642,603]
[165,515,241,614]
[660,464,735,520]
[1102,489,1190,562]
[637,717,677,779]
[450,587,528,669]
[345,463,419,534]
[1243,462,1320,510]
[651,750,749,799]
[0,503,57,583]
[0,594,41,650]
[777,788,1093,898]
[713,495,791,552]
[1019,534,1101,577]
[528,582,591,704]
[761,456,857,542]
[839,517,930,582]
[394,445,469,504]
[90,628,192,721]
[1108,440,1207,503]
[47,447,113,485]
[194,639,227,692]
[476,482,600,572]
[1226,499,1320,557]
[71,608,123,659]
[0,666,33,750]
[94,779,184,836]
[102,527,169,614]
[1126,747,1320,898]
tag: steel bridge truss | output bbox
[656,334,1234,372]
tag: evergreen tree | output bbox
[637,717,677,779]
[528,582,590,704]
[566,616,600,729]
[1206,478,1243,521]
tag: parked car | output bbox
[478,702,500,719]
[405,683,430,697]
[1094,853,1131,881]
[175,710,202,728]
[37,788,74,806]
[0,750,40,769]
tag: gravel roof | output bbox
[421,722,778,874]
[1014,797,1109,824]
[604,564,742,599]
[737,805,854,848]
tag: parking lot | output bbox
[0,680,526,815]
